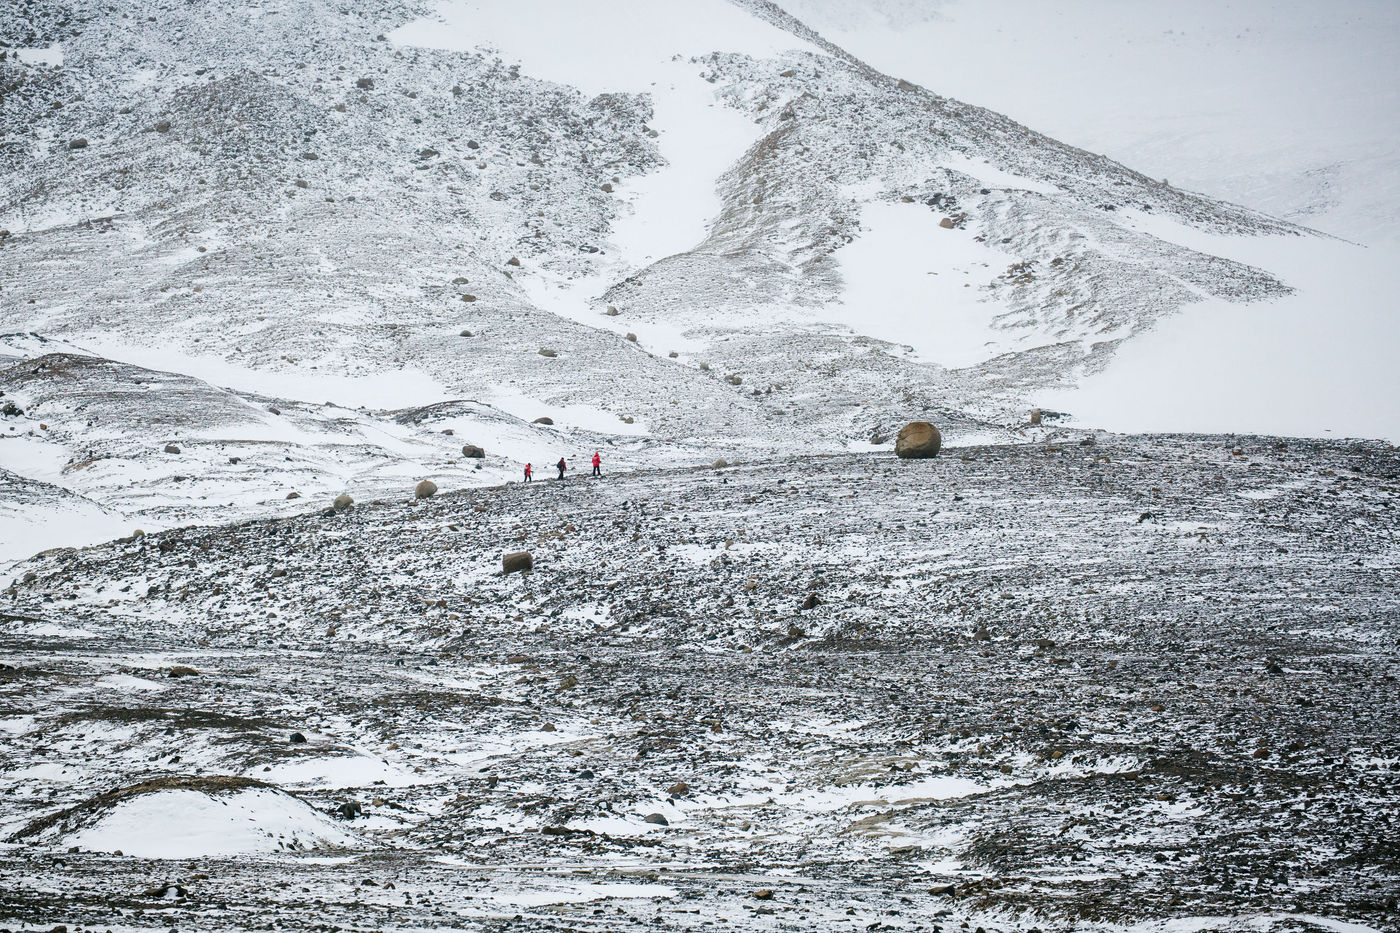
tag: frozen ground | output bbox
[1,436,1397,930]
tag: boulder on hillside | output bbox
[164,443,181,454]
[938,217,955,229]
[415,479,437,499]
[461,445,485,458]
[332,493,353,511]
[533,417,554,425]
[502,551,533,574]
[895,422,941,459]
[538,348,557,358]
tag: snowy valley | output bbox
[0,0,1397,931]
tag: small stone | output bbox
[155,120,171,132]
[644,813,669,826]
[538,348,557,358]
[541,722,556,733]
[667,781,690,797]
[460,294,477,302]
[753,889,774,900]
[167,665,200,678]
[625,333,637,342]
[801,593,819,611]
[459,329,474,337]
[973,626,992,641]
[415,479,438,499]
[601,183,613,193]
[532,416,554,425]
[506,256,521,267]
[668,350,678,358]
[939,216,955,229]
[289,732,307,744]
[69,138,88,150]
[336,800,363,819]
[164,443,182,454]
[462,445,485,458]
[559,673,579,690]
[355,77,374,89]
[712,459,728,469]
[286,491,301,499]
[605,306,619,316]
[503,551,533,574]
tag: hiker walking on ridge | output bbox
[556,456,567,480]
[523,462,533,483]
[591,451,601,477]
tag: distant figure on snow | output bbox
[556,457,567,480]
[523,463,533,483]
[591,452,601,477]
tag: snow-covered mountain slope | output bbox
[0,0,1393,563]
[780,0,1400,440]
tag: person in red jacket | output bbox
[523,463,532,483]
[556,456,567,480]
[591,451,601,477]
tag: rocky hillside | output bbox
[2,435,1397,929]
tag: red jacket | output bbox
[591,453,601,467]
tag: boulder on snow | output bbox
[625,333,638,342]
[895,422,942,459]
[1030,409,1043,425]
[604,305,619,316]
[461,445,485,459]
[538,348,557,358]
[502,551,533,574]
[332,493,353,511]
[533,416,554,425]
[415,479,438,499]
[164,443,182,454]
[938,217,955,229]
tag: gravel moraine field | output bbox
[1,435,1398,932]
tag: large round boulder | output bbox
[461,445,485,459]
[332,493,353,511]
[895,422,942,459]
[415,479,438,499]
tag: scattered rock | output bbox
[335,800,363,820]
[503,551,533,574]
[415,479,438,499]
[895,422,942,459]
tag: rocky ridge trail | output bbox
[1,435,1397,931]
